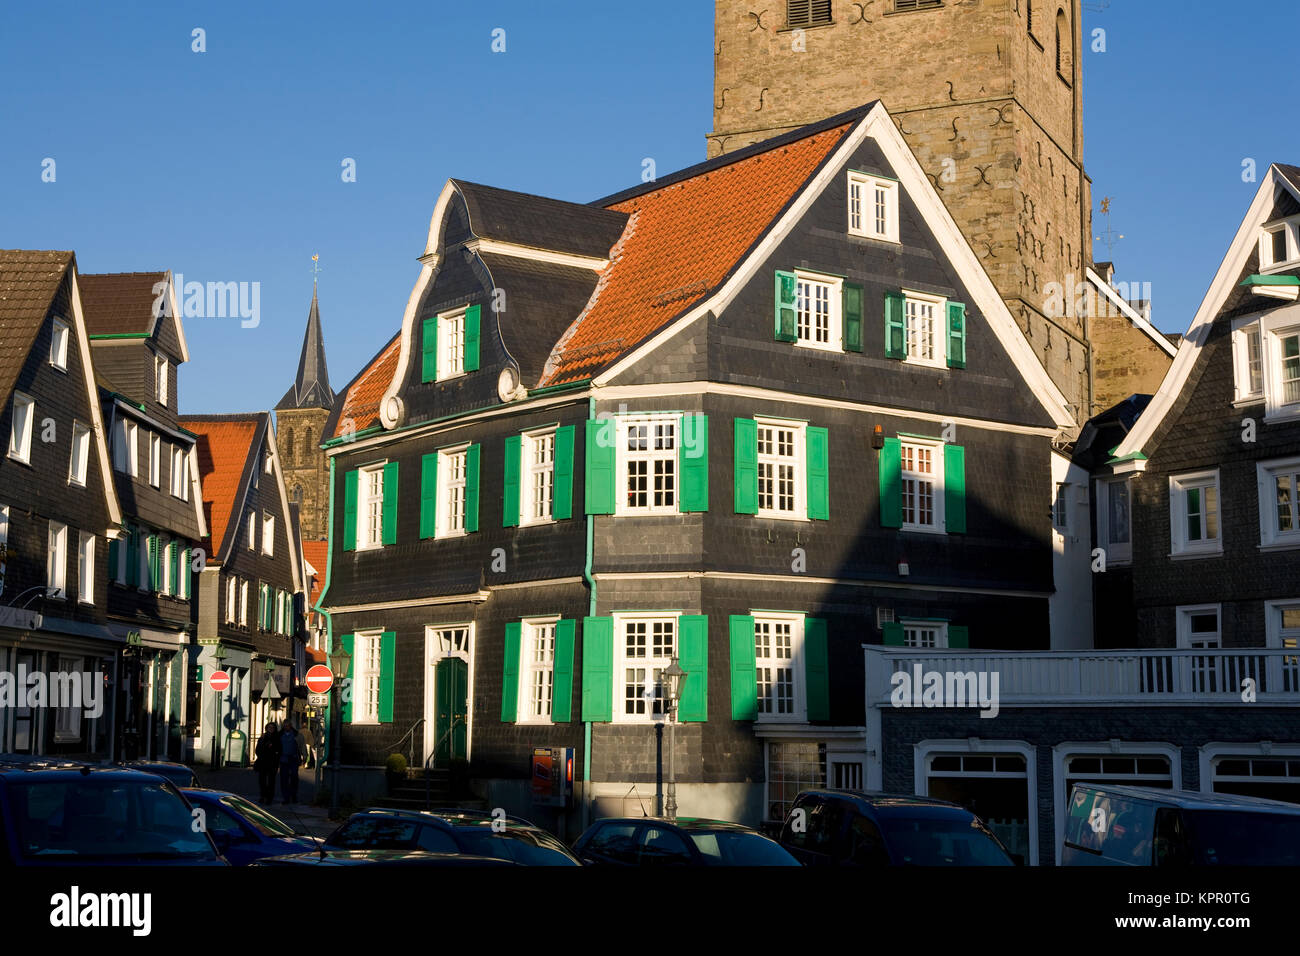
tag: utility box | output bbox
[530,747,573,807]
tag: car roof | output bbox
[588,817,762,834]
[1070,783,1300,814]
[794,789,972,815]
[0,763,176,783]
[344,807,542,830]
[261,849,518,866]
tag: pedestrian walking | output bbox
[279,719,302,804]
[254,721,280,804]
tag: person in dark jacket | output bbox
[254,721,281,804]
[279,719,302,805]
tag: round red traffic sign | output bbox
[305,664,334,694]
[208,670,230,693]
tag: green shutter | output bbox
[581,616,614,722]
[340,634,354,723]
[807,426,829,520]
[678,415,709,513]
[774,271,798,342]
[464,304,481,372]
[422,317,438,382]
[946,301,967,369]
[677,615,708,722]
[843,283,863,353]
[382,462,399,545]
[502,436,521,528]
[502,622,521,722]
[733,418,758,515]
[947,625,969,649]
[420,454,438,538]
[880,437,902,528]
[127,529,139,587]
[884,291,906,359]
[552,619,575,722]
[553,425,575,520]
[804,618,830,721]
[343,469,358,551]
[944,443,966,534]
[584,419,615,515]
[882,622,904,646]
[465,443,480,532]
[169,542,178,595]
[378,631,396,722]
[108,538,120,582]
[729,615,757,720]
[148,536,160,591]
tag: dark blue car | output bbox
[180,788,320,865]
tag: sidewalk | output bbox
[198,764,340,839]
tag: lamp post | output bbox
[210,644,227,769]
[662,657,687,821]
[327,642,352,818]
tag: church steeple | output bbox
[276,279,335,411]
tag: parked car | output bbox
[572,817,801,866]
[778,790,1018,866]
[322,808,580,865]
[0,759,225,865]
[180,788,319,865]
[1062,783,1300,866]
[117,761,201,789]
[252,849,518,867]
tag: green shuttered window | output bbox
[945,443,966,534]
[678,415,709,513]
[581,616,614,721]
[421,317,438,383]
[378,631,396,722]
[806,426,829,520]
[946,301,967,369]
[340,634,354,722]
[804,617,830,721]
[584,419,616,515]
[343,469,359,550]
[884,291,906,359]
[729,615,757,720]
[420,454,438,538]
[501,622,521,722]
[948,624,970,648]
[382,462,399,545]
[843,283,863,353]
[464,444,480,533]
[464,304,481,372]
[879,438,902,528]
[774,271,798,342]
[553,425,575,520]
[882,621,904,646]
[552,619,576,722]
[677,615,708,722]
[733,419,758,515]
[502,436,521,528]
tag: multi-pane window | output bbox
[171,445,188,499]
[1170,471,1220,555]
[904,294,941,365]
[113,418,139,476]
[353,631,383,723]
[47,522,67,599]
[1234,317,1300,415]
[1053,482,1070,531]
[1260,219,1299,269]
[1260,458,1300,547]
[901,441,942,530]
[523,430,555,525]
[69,422,90,486]
[262,513,275,556]
[77,532,94,604]
[757,421,801,518]
[755,617,799,718]
[767,741,826,823]
[620,617,676,720]
[1281,331,1300,406]
[786,0,832,27]
[1177,605,1222,694]
[1245,325,1264,397]
[904,622,948,648]
[1097,477,1132,564]
[796,276,833,347]
[440,448,469,534]
[149,433,161,487]
[359,464,385,548]
[847,172,899,242]
[9,393,34,464]
[521,619,557,722]
[439,310,466,379]
[621,419,675,514]
[51,319,69,370]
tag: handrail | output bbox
[386,717,426,768]
[425,718,466,809]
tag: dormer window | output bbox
[847,172,899,243]
[421,305,481,383]
[1260,217,1300,271]
[50,319,69,370]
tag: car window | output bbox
[205,804,247,838]
[584,823,641,863]
[1064,790,1151,863]
[689,830,801,866]
[877,815,1014,866]
[638,826,694,865]
[1153,808,1190,866]
[325,818,420,850]
[805,799,844,854]
[1183,810,1300,865]
[455,827,579,865]
[221,795,296,838]
[416,826,459,853]
[845,814,891,865]
[781,796,819,849]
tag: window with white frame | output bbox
[170,445,188,499]
[264,447,274,475]
[47,522,67,599]
[1258,457,1300,548]
[149,433,161,487]
[262,513,274,556]
[246,511,257,550]
[903,292,944,367]
[69,421,90,486]
[1211,754,1300,804]
[1177,604,1222,694]
[438,309,467,380]
[619,418,676,515]
[522,429,555,525]
[1265,601,1300,693]
[754,614,803,720]
[358,463,385,548]
[9,393,34,464]
[1169,470,1221,556]
[520,618,558,723]
[275,590,285,634]
[1096,477,1133,564]
[239,580,249,626]
[616,615,677,721]
[795,273,842,350]
[53,654,83,742]
[1232,320,1265,402]
[155,354,168,405]
[225,576,237,623]
[50,319,69,370]
[766,741,826,823]
[352,630,383,723]
[1053,482,1070,531]
[1233,313,1300,417]
[77,532,94,604]
[1260,217,1300,271]
[756,419,805,519]
[437,447,469,535]
[901,439,945,532]
[903,620,949,648]
[160,540,172,596]
[847,172,899,242]
[113,418,139,476]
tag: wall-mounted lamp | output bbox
[871,425,885,450]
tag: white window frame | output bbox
[113,417,139,477]
[793,271,843,352]
[755,418,807,521]
[264,447,274,475]
[900,437,945,534]
[170,445,187,498]
[1259,216,1300,272]
[521,428,556,526]
[1236,308,1300,420]
[149,432,161,487]
[69,421,90,487]
[902,619,949,648]
[246,511,257,551]
[901,290,947,369]
[351,629,384,725]
[239,580,249,626]
[1257,456,1300,550]
[47,521,67,599]
[1095,477,1133,565]
[436,446,470,537]
[847,171,900,243]
[914,740,1037,865]
[1231,316,1266,404]
[50,318,70,371]
[1265,600,1300,652]
[357,463,386,549]
[612,612,680,724]
[518,616,560,725]
[753,612,805,723]
[225,576,237,624]
[9,392,34,464]
[1176,604,1221,649]
[77,532,94,605]
[437,308,467,381]
[1052,482,1070,532]
[615,417,677,517]
[1168,469,1222,557]
[155,353,168,405]
[160,539,172,596]
[262,513,275,556]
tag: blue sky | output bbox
[2,1,1297,414]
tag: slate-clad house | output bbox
[0,251,124,758]
[319,103,1076,828]
[184,413,306,765]
[80,272,206,761]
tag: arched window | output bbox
[285,428,294,464]
[292,484,303,505]
[305,427,313,458]
[1056,8,1071,79]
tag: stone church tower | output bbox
[711,0,1099,422]
[275,284,334,541]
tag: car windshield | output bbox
[689,830,801,866]
[220,795,297,838]
[877,815,1014,865]
[1184,810,1300,865]
[324,818,420,849]
[12,776,216,860]
[455,827,579,865]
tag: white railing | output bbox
[864,646,1300,706]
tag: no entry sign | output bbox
[305,664,334,694]
[208,669,230,693]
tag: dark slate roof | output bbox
[0,249,73,400]
[1276,163,1300,196]
[276,285,335,410]
[79,272,167,335]
[452,180,628,260]
[1073,394,1152,471]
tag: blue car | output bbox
[181,788,320,865]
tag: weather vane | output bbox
[311,253,321,286]
[1095,197,1124,258]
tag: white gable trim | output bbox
[589,104,1074,430]
[151,273,190,364]
[466,238,608,271]
[1115,166,1300,458]
[1084,268,1177,358]
[67,267,124,532]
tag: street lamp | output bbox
[210,643,228,769]
[327,641,352,817]
[662,658,687,821]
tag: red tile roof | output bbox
[330,333,400,439]
[78,272,167,335]
[184,417,260,555]
[301,540,329,606]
